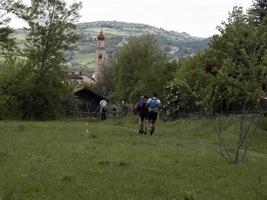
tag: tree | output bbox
[21,0,82,119]
[0,1,21,119]
[164,6,266,163]
[111,34,175,103]
[0,0,82,120]
[164,53,206,115]
[22,0,81,79]
[165,6,267,114]
[0,60,23,119]
[209,6,267,110]
[249,0,267,25]
[0,6,15,53]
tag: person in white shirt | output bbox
[147,93,161,136]
[99,99,107,120]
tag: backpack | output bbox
[149,98,158,109]
[137,99,146,111]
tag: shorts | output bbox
[139,112,148,122]
[148,111,158,123]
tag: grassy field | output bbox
[0,117,267,200]
[70,52,96,66]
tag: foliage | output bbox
[0,5,15,53]
[111,34,176,103]
[165,6,267,114]
[21,0,81,120]
[164,79,200,116]
[0,59,21,119]
[249,0,267,25]
[0,0,82,120]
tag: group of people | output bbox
[134,93,161,136]
[99,93,161,135]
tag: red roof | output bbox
[97,30,105,40]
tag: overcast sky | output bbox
[9,0,253,38]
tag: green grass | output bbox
[70,52,95,67]
[0,117,267,200]
[258,116,267,131]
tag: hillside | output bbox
[14,21,211,73]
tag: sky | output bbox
[9,0,253,38]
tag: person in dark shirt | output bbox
[135,95,148,134]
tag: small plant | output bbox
[61,175,73,182]
[98,160,110,166]
[215,113,261,163]
[183,189,197,200]
[118,161,128,167]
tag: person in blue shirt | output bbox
[147,93,161,136]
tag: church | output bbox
[71,30,109,112]
[93,30,108,83]
[69,30,108,85]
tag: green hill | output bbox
[14,21,211,73]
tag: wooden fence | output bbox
[67,103,129,119]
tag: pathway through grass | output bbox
[0,118,267,200]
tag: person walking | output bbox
[135,95,148,134]
[147,93,161,136]
[99,99,107,120]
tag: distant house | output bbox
[74,87,107,113]
[68,72,96,85]
[115,37,128,48]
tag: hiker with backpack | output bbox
[135,95,148,134]
[147,93,161,136]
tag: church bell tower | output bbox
[95,30,106,82]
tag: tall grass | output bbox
[0,118,266,200]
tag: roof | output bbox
[81,75,97,83]
[97,30,105,40]
[69,74,83,80]
[69,73,97,84]
[74,87,107,101]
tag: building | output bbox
[115,37,128,48]
[68,30,108,85]
[94,30,108,82]
[68,72,96,85]
[74,87,107,113]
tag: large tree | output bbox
[111,34,176,103]
[22,0,81,79]
[209,7,266,107]
[0,0,82,120]
[165,6,267,114]
[22,0,82,119]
